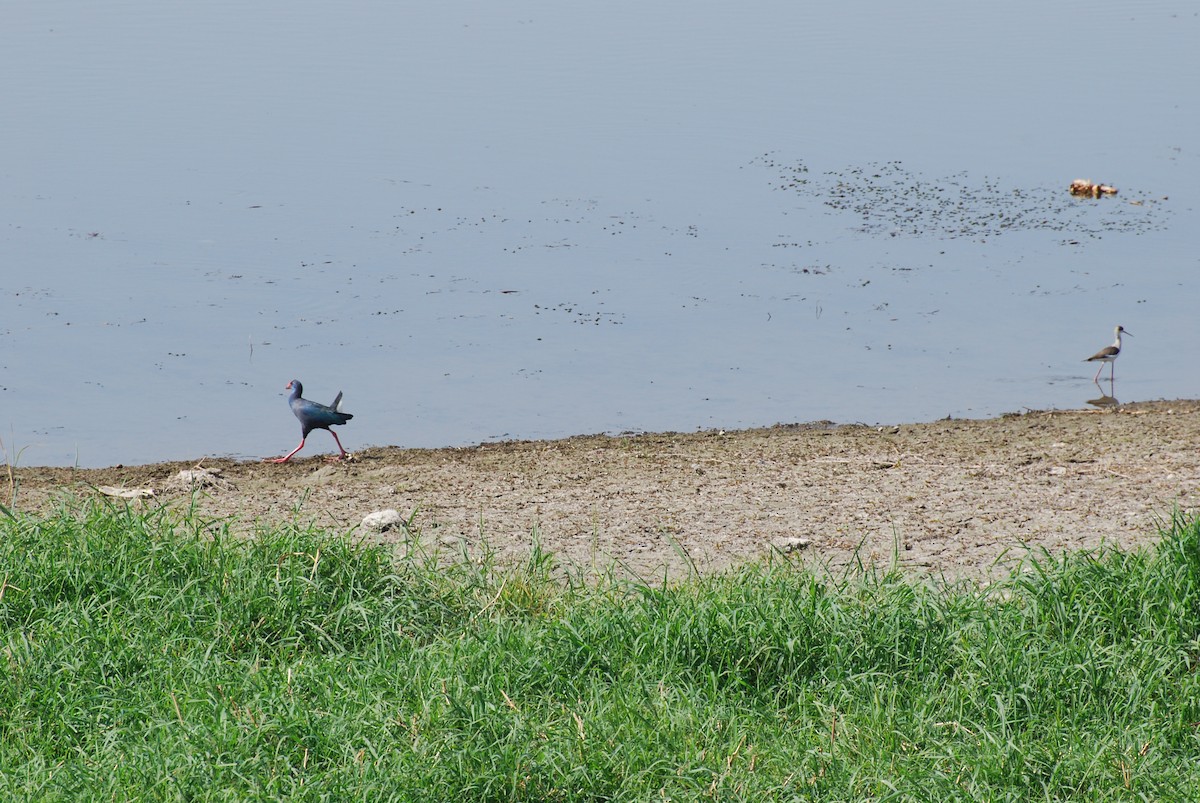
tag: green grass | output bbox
[2,501,1200,800]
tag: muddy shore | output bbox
[10,400,1199,583]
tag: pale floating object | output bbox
[361,509,404,532]
[97,485,156,499]
[1069,178,1118,197]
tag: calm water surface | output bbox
[2,1,1197,466]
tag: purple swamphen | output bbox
[270,379,354,463]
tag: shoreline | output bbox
[10,400,1200,581]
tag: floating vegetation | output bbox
[752,155,1167,240]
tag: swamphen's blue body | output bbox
[271,379,354,462]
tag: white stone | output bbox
[97,485,155,499]
[362,509,404,532]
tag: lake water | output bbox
[3,1,1197,467]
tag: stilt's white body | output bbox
[1086,325,1131,382]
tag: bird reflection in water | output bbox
[1087,374,1120,408]
[1087,391,1119,408]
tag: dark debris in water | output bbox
[752,155,1168,240]
[532,302,624,325]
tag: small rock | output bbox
[362,509,405,532]
[173,467,231,490]
[773,536,812,554]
